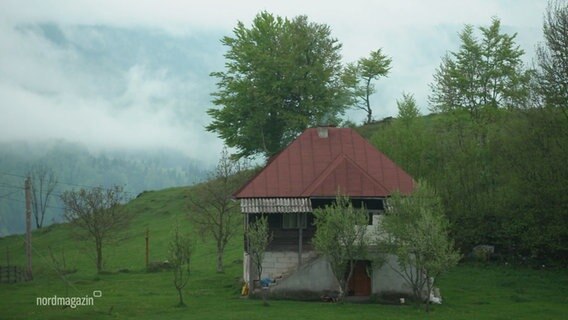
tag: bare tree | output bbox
[60,185,130,273]
[169,222,193,307]
[28,164,58,229]
[188,147,249,273]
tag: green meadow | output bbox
[0,186,567,319]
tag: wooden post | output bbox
[297,213,303,269]
[25,177,33,280]
[145,227,149,269]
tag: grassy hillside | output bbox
[0,185,567,319]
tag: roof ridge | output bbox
[300,153,346,197]
[341,154,390,194]
[301,153,390,197]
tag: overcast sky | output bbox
[0,0,549,164]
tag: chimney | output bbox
[317,126,329,138]
[317,112,334,138]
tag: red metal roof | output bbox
[234,127,415,198]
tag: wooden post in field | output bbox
[25,177,33,280]
[145,227,149,268]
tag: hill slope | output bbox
[0,185,567,319]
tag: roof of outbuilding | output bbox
[234,127,415,198]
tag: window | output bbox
[282,213,307,229]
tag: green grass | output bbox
[1,186,567,319]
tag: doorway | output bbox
[348,260,372,296]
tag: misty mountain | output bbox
[0,140,208,236]
[1,23,227,163]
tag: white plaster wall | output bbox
[253,252,416,297]
[372,254,414,296]
[272,256,340,293]
[261,251,318,279]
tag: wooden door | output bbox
[348,260,371,296]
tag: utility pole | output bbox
[25,177,33,280]
[145,227,149,269]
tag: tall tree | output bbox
[208,12,351,159]
[378,181,460,312]
[28,164,58,229]
[536,0,568,117]
[60,185,130,273]
[313,195,368,301]
[188,147,249,273]
[429,18,531,120]
[427,18,531,252]
[345,49,392,124]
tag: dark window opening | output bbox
[282,213,307,229]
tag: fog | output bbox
[0,0,548,163]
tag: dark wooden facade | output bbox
[244,198,385,253]
[246,213,316,252]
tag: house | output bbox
[234,125,416,299]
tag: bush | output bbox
[146,261,172,273]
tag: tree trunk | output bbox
[38,209,45,229]
[216,248,224,273]
[425,275,432,313]
[343,260,355,299]
[177,288,185,307]
[365,78,373,124]
[337,260,356,302]
[96,240,103,273]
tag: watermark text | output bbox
[36,291,101,309]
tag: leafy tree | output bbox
[516,0,568,260]
[28,164,58,229]
[372,92,431,179]
[188,147,249,273]
[370,13,567,263]
[535,0,568,116]
[169,222,193,308]
[60,185,130,273]
[378,181,460,312]
[345,49,392,124]
[397,92,420,126]
[208,12,351,159]
[429,18,531,120]
[313,195,368,300]
[246,215,272,283]
[425,18,532,253]
[495,107,568,261]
